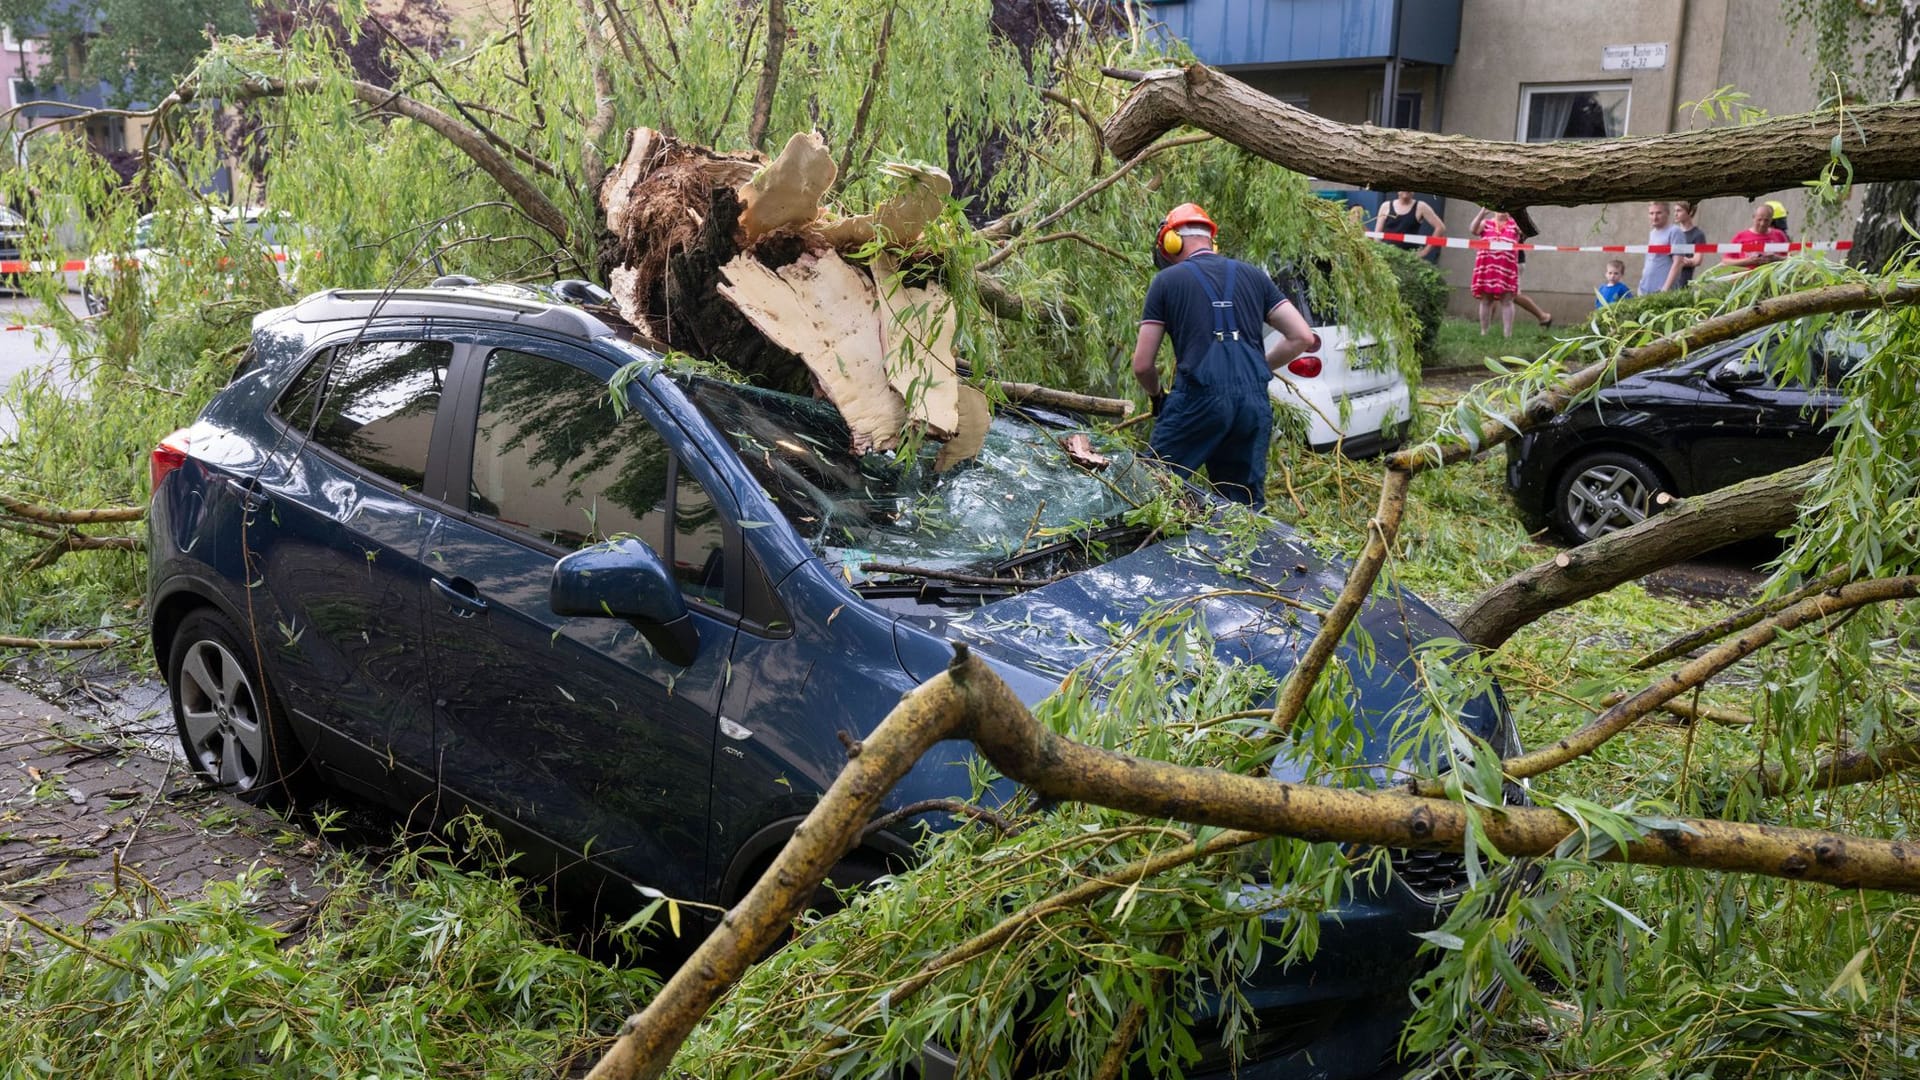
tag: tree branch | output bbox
[1457,459,1826,649]
[746,0,787,152]
[0,496,145,525]
[577,0,617,196]
[977,133,1211,271]
[836,0,899,181]
[1481,576,1920,788]
[587,647,1920,1080]
[1636,566,1854,670]
[1103,64,1920,209]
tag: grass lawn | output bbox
[1426,315,1580,371]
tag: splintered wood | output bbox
[602,126,984,468]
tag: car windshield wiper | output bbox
[852,561,1066,607]
[988,522,1155,578]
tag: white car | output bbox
[1265,273,1411,457]
[81,206,299,314]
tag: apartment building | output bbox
[1155,0,1848,316]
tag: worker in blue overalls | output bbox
[1131,203,1317,507]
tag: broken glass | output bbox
[673,374,1162,586]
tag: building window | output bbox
[1367,91,1422,129]
[1518,83,1629,141]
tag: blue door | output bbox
[252,337,455,801]
[421,341,738,903]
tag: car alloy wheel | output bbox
[168,608,303,804]
[1553,452,1663,544]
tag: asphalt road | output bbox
[0,291,88,441]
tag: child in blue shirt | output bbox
[1595,259,1632,307]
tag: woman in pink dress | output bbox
[1469,208,1520,337]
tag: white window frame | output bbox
[1516,82,1631,142]
[0,25,30,52]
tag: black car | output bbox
[1507,327,1853,544]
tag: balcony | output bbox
[1154,0,1461,70]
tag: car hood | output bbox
[892,525,1498,767]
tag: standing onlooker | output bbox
[1640,201,1688,295]
[1469,207,1520,337]
[1674,200,1707,289]
[1595,259,1632,307]
[1723,202,1791,269]
[1767,199,1791,239]
[1375,191,1447,263]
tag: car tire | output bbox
[167,607,308,806]
[1549,451,1666,545]
[80,277,108,316]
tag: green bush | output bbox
[1589,279,1734,333]
[1377,244,1448,359]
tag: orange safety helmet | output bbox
[1157,203,1218,258]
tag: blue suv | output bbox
[147,283,1512,1077]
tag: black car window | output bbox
[281,340,451,489]
[468,348,726,603]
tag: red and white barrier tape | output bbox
[0,251,293,274]
[1366,231,1851,255]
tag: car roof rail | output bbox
[288,287,615,338]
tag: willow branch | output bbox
[1757,735,1920,797]
[1481,576,1920,788]
[1104,63,1920,209]
[370,14,561,181]
[0,496,144,524]
[1457,459,1825,650]
[577,0,617,195]
[746,0,787,152]
[977,133,1212,270]
[1386,281,1920,475]
[1599,691,1755,728]
[1636,566,1854,670]
[18,531,141,573]
[836,0,899,181]
[1262,467,1410,737]
[587,647,1920,1080]
[0,635,117,649]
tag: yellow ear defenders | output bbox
[1160,229,1185,257]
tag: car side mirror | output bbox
[550,538,699,666]
[1710,362,1770,389]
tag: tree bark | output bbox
[746,0,786,152]
[1457,459,1825,650]
[1103,64,1920,210]
[585,646,1920,1080]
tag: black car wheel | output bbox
[1550,451,1665,545]
[168,607,306,805]
[81,277,109,316]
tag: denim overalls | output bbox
[1148,258,1274,507]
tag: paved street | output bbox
[0,677,326,935]
[0,292,87,442]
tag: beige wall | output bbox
[1239,64,1445,131]
[1432,0,1853,318]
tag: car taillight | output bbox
[1287,355,1323,378]
[150,429,191,496]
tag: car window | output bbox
[279,340,451,489]
[468,348,726,604]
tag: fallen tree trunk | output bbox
[585,646,1920,1080]
[1103,64,1920,211]
[1457,459,1826,649]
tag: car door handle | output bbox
[432,576,489,617]
[219,474,268,514]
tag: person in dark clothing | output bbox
[1375,190,1446,263]
[1674,199,1707,288]
[1132,203,1316,507]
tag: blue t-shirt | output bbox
[1141,253,1288,376]
[1595,281,1632,307]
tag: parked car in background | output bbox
[148,281,1518,1078]
[0,206,29,291]
[83,205,298,314]
[1266,266,1411,457]
[1507,325,1855,545]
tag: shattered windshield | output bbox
[673,373,1163,584]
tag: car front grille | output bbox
[1390,848,1471,901]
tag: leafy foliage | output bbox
[0,824,658,1078]
[0,0,255,106]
